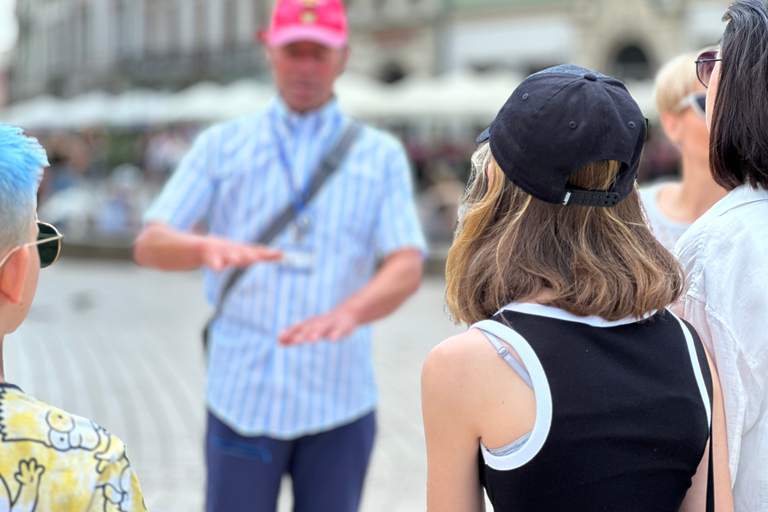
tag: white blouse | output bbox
[673,184,768,512]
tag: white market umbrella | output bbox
[105,88,173,127]
[383,71,523,122]
[336,72,393,119]
[0,95,65,130]
[166,81,226,123]
[215,79,275,121]
[61,91,113,129]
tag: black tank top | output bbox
[474,304,712,512]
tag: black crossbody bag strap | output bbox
[202,121,363,349]
[706,416,714,511]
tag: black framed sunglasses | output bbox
[695,50,722,89]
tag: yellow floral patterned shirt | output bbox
[0,384,146,511]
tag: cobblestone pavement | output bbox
[5,259,465,512]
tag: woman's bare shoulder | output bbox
[423,329,496,381]
[421,329,498,425]
[422,325,537,444]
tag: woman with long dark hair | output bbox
[421,65,732,511]
[674,1,768,510]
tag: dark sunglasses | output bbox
[0,221,63,270]
[37,221,63,268]
[695,50,722,89]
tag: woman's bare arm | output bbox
[679,351,734,512]
[422,334,486,512]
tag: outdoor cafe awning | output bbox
[0,71,657,130]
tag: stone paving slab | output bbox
[5,259,466,511]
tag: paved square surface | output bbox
[5,260,465,511]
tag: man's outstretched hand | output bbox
[200,237,283,272]
[134,222,284,272]
[279,306,361,345]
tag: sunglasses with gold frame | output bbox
[0,221,63,270]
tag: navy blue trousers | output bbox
[206,410,376,512]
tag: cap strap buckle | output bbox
[563,189,622,207]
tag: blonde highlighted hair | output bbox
[445,144,685,325]
[654,52,705,115]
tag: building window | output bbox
[224,0,238,49]
[380,61,407,83]
[167,2,180,54]
[73,5,91,64]
[195,0,208,51]
[115,0,134,58]
[611,44,653,81]
[146,1,161,55]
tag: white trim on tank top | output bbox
[472,319,553,471]
[474,304,708,471]
[669,312,712,427]
[498,304,710,424]
[496,302,658,327]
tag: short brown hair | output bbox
[445,144,684,325]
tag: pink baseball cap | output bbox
[261,0,348,49]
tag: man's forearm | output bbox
[133,223,206,271]
[341,248,424,324]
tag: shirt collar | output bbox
[271,95,340,127]
[698,183,768,223]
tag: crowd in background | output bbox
[27,122,682,246]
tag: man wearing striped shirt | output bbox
[133,0,426,510]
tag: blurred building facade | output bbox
[8,0,443,102]
[0,68,7,106]
[8,0,728,103]
[10,0,270,100]
[347,0,443,82]
[444,0,727,80]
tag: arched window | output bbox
[611,44,652,81]
[380,61,407,84]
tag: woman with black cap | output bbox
[421,65,732,511]
[673,2,768,510]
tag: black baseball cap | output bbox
[477,65,647,207]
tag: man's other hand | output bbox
[200,237,283,271]
[279,306,361,345]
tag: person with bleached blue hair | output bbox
[0,124,147,511]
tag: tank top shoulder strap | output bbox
[471,318,554,470]
[472,320,533,388]
[666,311,713,427]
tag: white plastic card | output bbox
[280,245,315,271]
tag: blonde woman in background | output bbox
[639,53,726,251]
[640,53,726,251]
[421,65,732,512]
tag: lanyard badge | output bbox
[291,215,312,244]
[272,117,316,271]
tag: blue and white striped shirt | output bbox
[144,97,427,438]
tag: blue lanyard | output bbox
[270,111,342,218]
[271,116,305,215]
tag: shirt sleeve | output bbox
[87,435,147,512]
[673,219,767,488]
[373,138,428,258]
[142,126,220,231]
[674,295,751,487]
